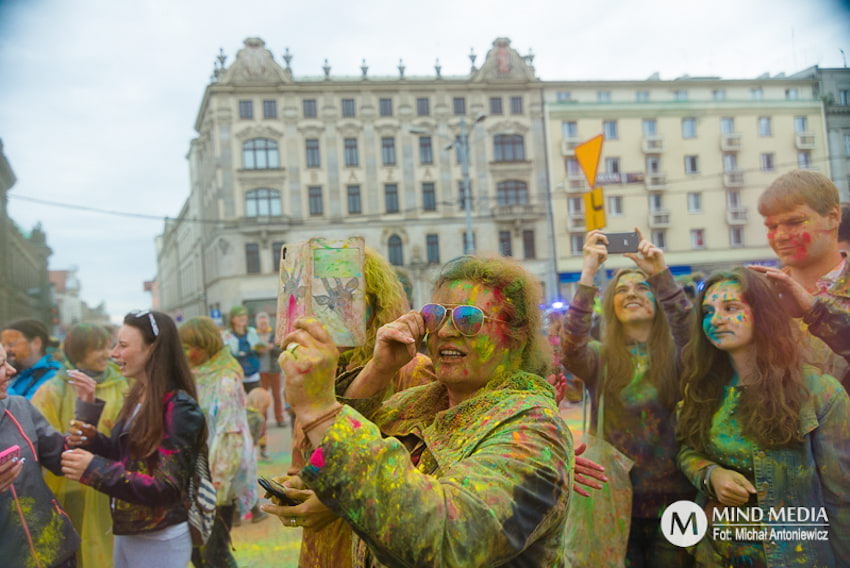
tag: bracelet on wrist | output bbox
[302,403,344,435]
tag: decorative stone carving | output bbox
[234,124,284,141]
[471,37,536,82]
[218,38,290,85]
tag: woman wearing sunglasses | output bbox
[266,256,572,567]
[59,310,207,568]
[561,229,695,566]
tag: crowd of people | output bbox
[0,168,848,568]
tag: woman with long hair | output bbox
[60,310,207,568]
[266,255,571,566]
[32,323,129,567]
[561,229,695,566]
[677,267,850,566]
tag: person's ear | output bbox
[826,206,841,230]
[31,336,43,354]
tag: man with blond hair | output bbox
[752,170,849,390]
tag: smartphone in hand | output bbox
[258,476,299,506]
[603,232,640,254]
[0,445,21,465]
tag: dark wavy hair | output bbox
[599,268,680,412]
[117,311,203,458]
[677,268,807,451]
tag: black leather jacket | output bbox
[80,389,205,535]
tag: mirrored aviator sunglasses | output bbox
[420,303,502,337]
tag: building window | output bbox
[845,134,850,156]
[245,243,260,274]
[496,180,528,205]
[566,157,580,176]
[347,185,362,214]
[556,91,572,102]
[490,97,503,115]
[730,227,744,248]
[839,90,849,105]
[682,117,697,138]
[794,116,808,133]
[687,192,702,213]
[344,138,359,167]
[303,99,317,118]
[239,100,253,119]
[758,116,772,137]
[570,234,584,255]
[419,136,433,165]
[522,230,536,259]
[381,137,396,166]
[798,150,812,168]
[499,231,513,257]
[597,91,611,103]
[642,119,657,137]
[453,97,466,115]
[690,229,705,249]
[607,195,623,216]
[341,98,356,117]
[720,117,735,135]
[272,241,285,273]
[568,196,583,216]
[605,157,621,174]
[305,139,321,168]
[673,90,688,101]
[750,88,763,100]
[649,193,664,212]
[263,100,277,119]
[388,235,403,266]
[458,181,473,211]
[416,97,430,116]
[603,120,618,139]
[462,232,477,253]
[243,138,279,169]
[308,186,323,216]
[684,155,699,174]
[494,134,525,162]
[646,156,660,174]
[652,230,666,249]
[245,188,281,217]
[426,234,440,264]
[635,90,650,102]
[510,96,523,114]
[562,121,578,138]
[723,153,738,172]
[761,153,775,171]
[384,184,399,213]
[712,89,726,101]
[727,190,741,209]
[785,88,799,100]
[422,182,436,211]
[379,98,393,117]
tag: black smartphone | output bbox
[604,232,640,254]
[258,477,299,506]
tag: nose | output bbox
[710,311,725,327]
[435,311,460,337]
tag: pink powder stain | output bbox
[350,418,362,429]
[308,447,326,468]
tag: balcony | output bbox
[568,214,586,232]
[726,207,748,225]
[645,172,667,190]
[723,171,744,188]
[720,133,741,151]
[648,208,672,228]
[492,203,546,221]
[641,136,664,153]
[561,137,582,156]
[795,132,816,150]
[567,174,589,191]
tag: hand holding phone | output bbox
[258,476,299,506]
[603,232,640,254]
[0,445,21,465]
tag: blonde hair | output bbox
[758,170,840,217]
[178,317,225,360]
[246,386,272,414]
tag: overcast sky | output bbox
[0,0,848,322]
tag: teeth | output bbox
[440,349,464,357]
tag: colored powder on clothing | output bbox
[308,447,326,468]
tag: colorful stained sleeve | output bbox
[649,268,694,354]
[79,397,205,506]
[209,432,243,505]
[809,375,850,561]
[300,405,571,568]
[561,283,602,389]
[804,299,850,360]
[676,444,718,493]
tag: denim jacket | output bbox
[677,367,850,567]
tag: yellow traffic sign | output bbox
[574,134,604,187]
[583,187,606,231]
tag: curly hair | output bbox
[677,267,808,451]
[434,255,550,377]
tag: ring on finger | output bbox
[289,517,298,527]
[286,342,300,355]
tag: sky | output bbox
[0,0,848,322]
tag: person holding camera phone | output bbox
[1,341,104,568]
[560,228,695,567]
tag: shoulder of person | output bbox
[800,364,849,418]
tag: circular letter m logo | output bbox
[661,500,708,547]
